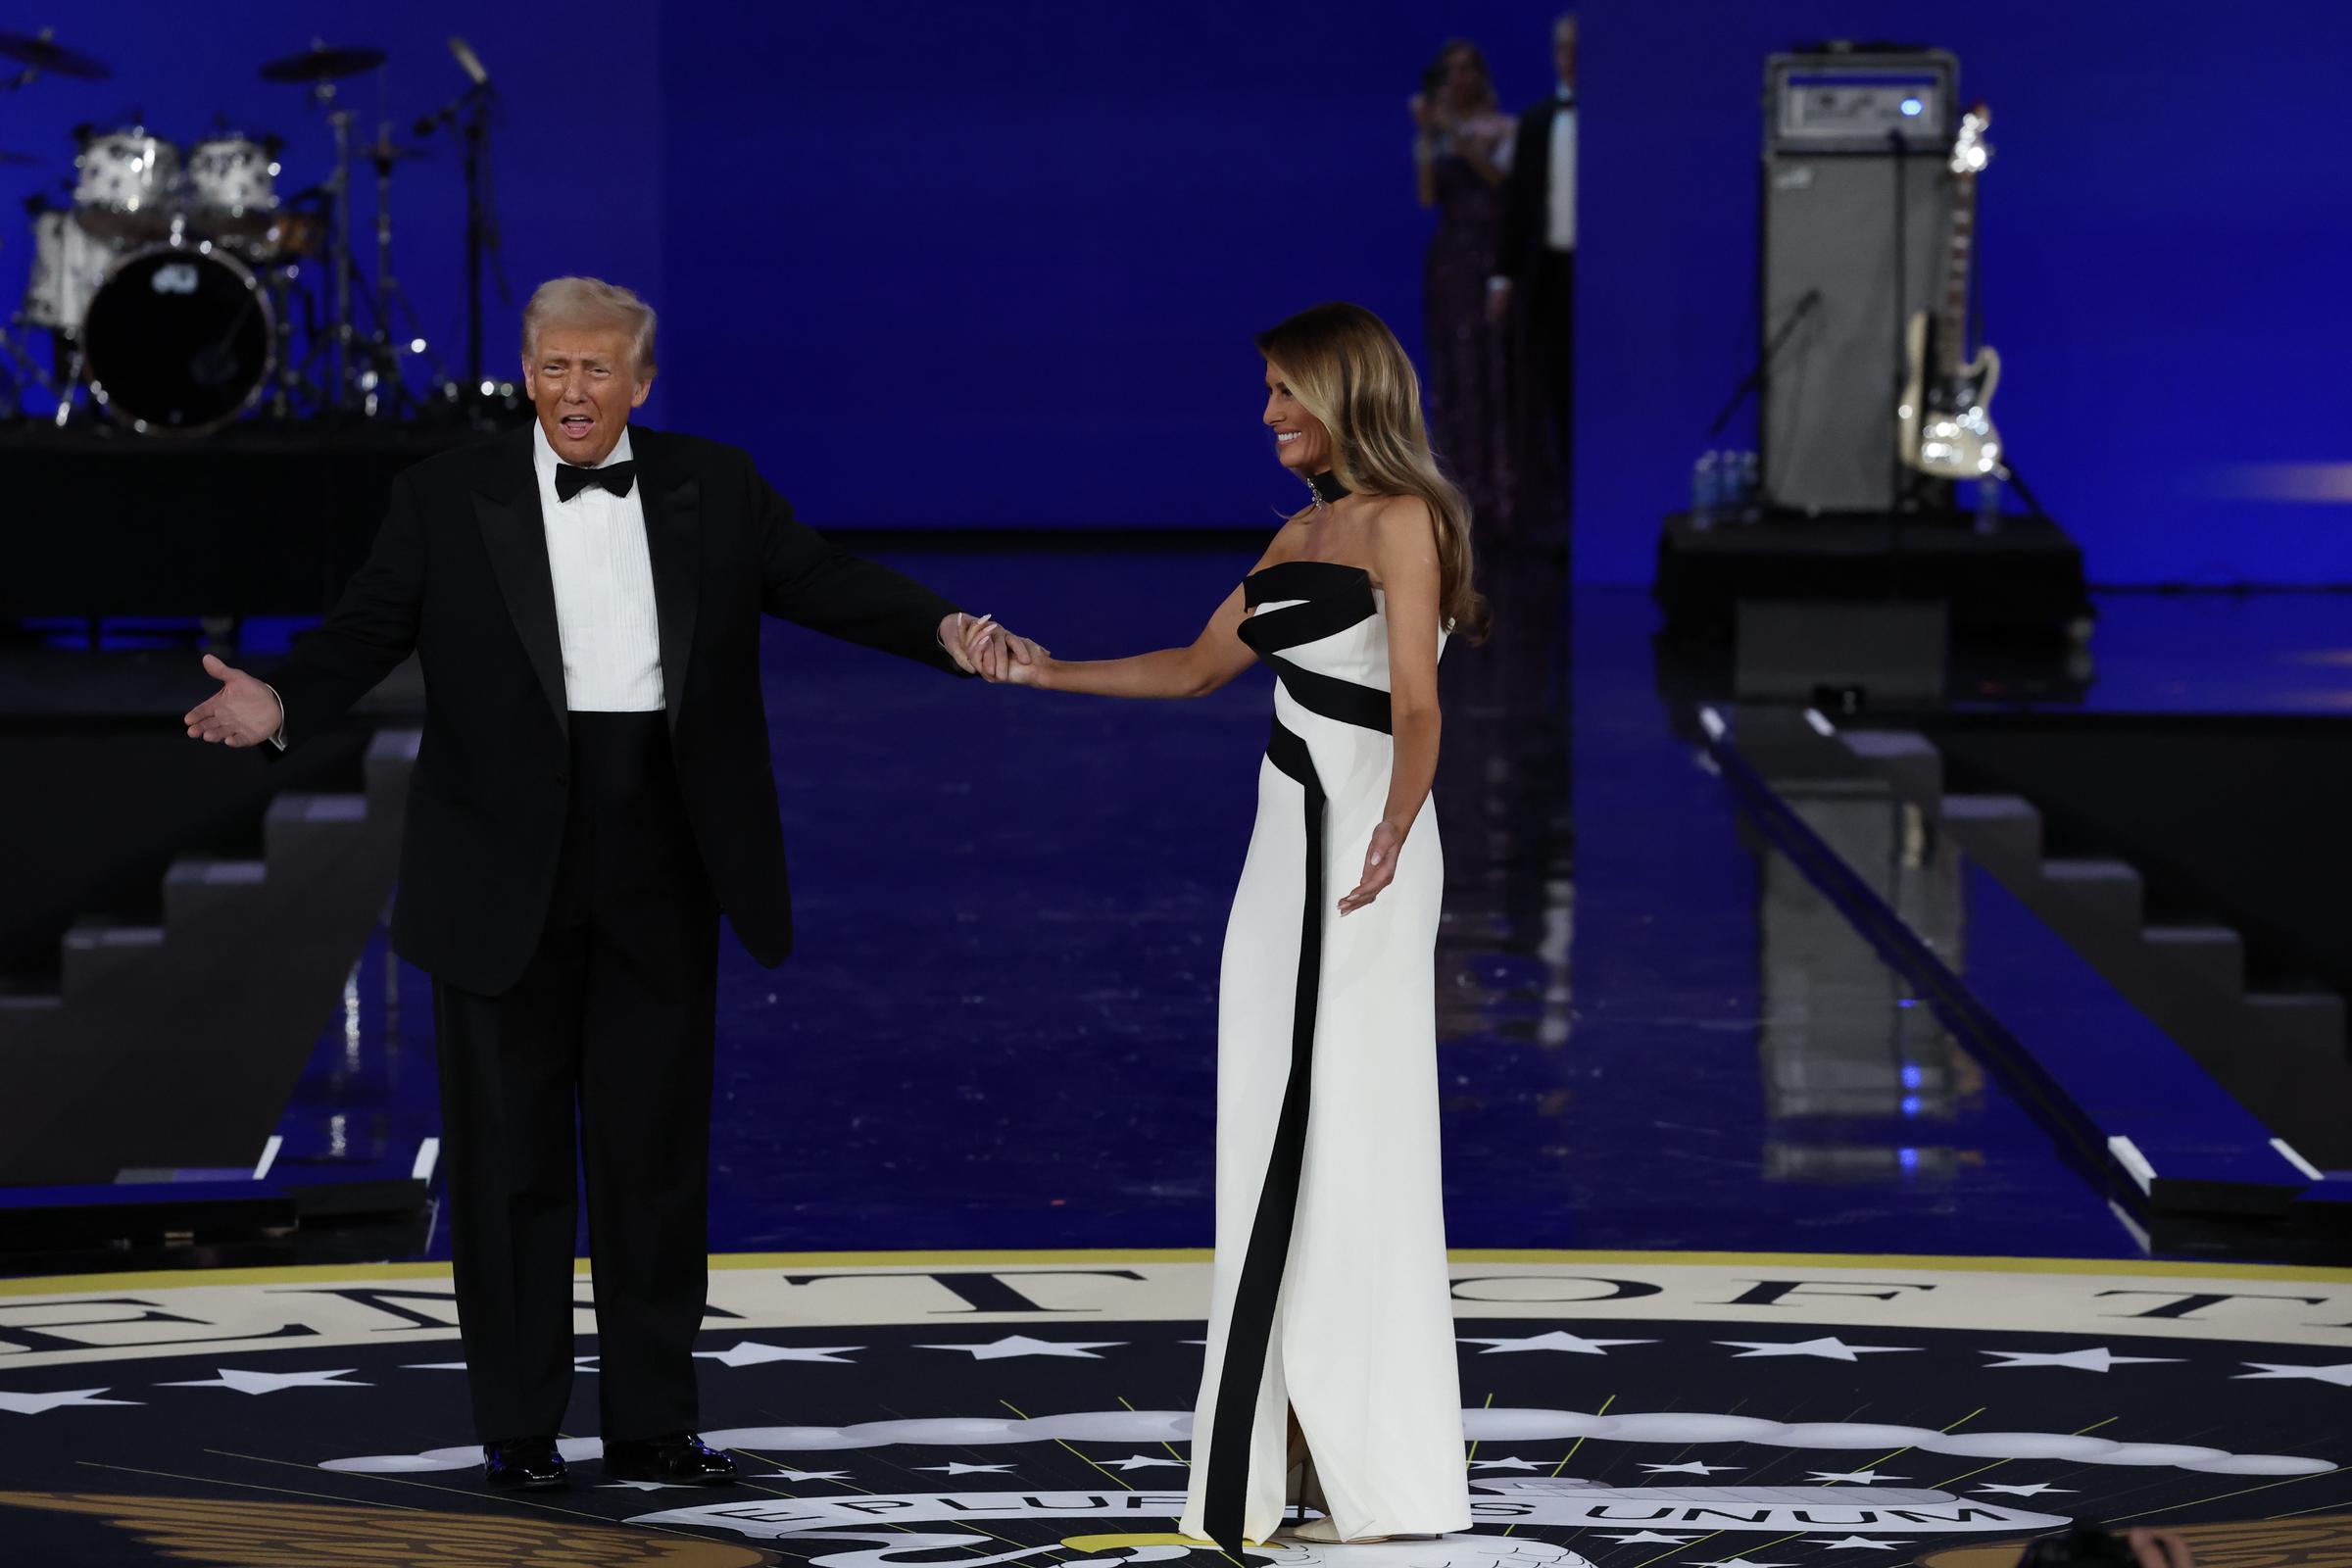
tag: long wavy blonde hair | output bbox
[1255,302,1491,641]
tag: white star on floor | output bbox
[1981,1347,2182,1373]
[0,1388,140,1414]
[1639,1461,1740,1476]
[754,1469,854,1482]
[915,1336,1124,1360]
[1459,1331,1658,1356]
[1470,1457,1545,1471]
[918,1462,1017,1475]
[1975,1483,2076,1497]
[695,1342,864,1368]
[1597,1532,1695,1545]
[1807,1470,1906,1484]
[2237,1360,2352,1388]
[1693,1557,1794,1568]
[157,1368,370,1395]
[406,1357,600,1373]
[1805,1539,1912,1552]
[1716,1337,1921,1362]
[601,1479,697,1491]
[1101,1454,1189,1470]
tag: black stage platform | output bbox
[1654,512,2091,640]
[2,424,502,618]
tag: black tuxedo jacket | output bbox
[1494,97,1571,288]
[270,424,965,995]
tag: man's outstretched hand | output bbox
[183,653,283,749]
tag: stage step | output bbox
[1837,728,1943,801]
[2040,858,2146,929]
[0,726,422,1183]
[1826,721,2352,1169]
[1936,793,2042,875]
[164,856,270,931]
[61,920,165,1000]
[2143,924,2246,994]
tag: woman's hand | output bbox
[1338,822,1404,915]
[964,618,1050,686]
[1407,91,1435,131]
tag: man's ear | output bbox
[631,371,655,410]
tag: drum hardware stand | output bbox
[350,123,452,417]
[326,95,356,411]
[0,317,58,419]
[414,48,503,396]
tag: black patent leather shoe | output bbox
[483,1436,567,1491]
[601,1432,741,1486]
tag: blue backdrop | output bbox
[8,3,2346,580]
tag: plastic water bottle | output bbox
[1690,451,1719,528]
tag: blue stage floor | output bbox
[260,553,2243,1266]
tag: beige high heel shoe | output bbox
[1282,1431,1393,1544]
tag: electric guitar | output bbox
[1898,103,2002,480]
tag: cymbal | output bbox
[259,42,387,83]
[0,28,112,79]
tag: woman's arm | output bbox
[978,533,1295,699]
[1457,116,1511,188]
[1338,498,1445,915]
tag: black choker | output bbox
[1306,470,1349,506]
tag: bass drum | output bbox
[81,245,274,436]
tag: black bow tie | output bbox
[555,460,637,502]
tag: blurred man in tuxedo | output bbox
[182,276,1031,1494]
[1489,12,1578,522]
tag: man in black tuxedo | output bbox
[1488,11,1578,522]
[183,276,1029,1492]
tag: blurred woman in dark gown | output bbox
[1412,40,1518,527]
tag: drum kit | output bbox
[1,27,513,435]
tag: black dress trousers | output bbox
[430,710,720,1446]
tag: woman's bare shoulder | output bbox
[1364,493,1439,555]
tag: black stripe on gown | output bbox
[1203,565,1391,1552]
[1237,564,1393,735]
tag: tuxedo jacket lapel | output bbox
[472,429,569,738]
[633,429,702,732]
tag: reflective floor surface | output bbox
[253,554,2337,1267]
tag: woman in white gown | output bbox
[968,302,1487,1550]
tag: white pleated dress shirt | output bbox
[1547,90,1578,252]
[533,419,664,712]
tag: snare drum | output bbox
[21,208,120,334]
[80,244,274,436]
[73,126,181,243]
[186,134,282,247]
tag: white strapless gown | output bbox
[1179,562,1468,1549]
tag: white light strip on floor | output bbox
[2270,1137,2326,1181]
[1803,708,1836,737]
[252,1135,282,1181]
[413,1137,441,1184]
[2106,1134,2157,1195]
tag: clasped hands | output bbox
[946,612,1048,685]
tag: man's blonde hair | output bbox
[520,276,658,372]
